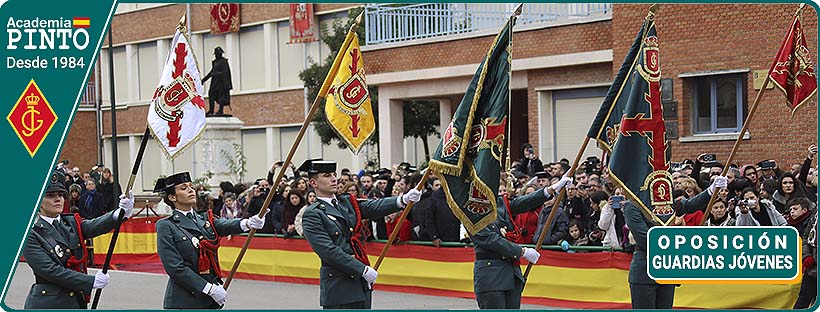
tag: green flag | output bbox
[428,17,513,235]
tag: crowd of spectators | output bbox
[56,142,818,257]
[174,142,817,260]
[55,162,122,220]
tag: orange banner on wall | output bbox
[289,3,316,43]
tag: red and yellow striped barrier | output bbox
[94,219,800,309]
[92,216,163,264]
[217,237,800,309]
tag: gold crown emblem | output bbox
[644,35,659,48]
[25,93,39,106]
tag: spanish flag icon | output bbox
[73,17,90,28]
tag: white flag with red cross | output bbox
[147,19,207,159]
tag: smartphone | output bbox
[610,195,625,209]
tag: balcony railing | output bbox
[80,81,96,107]
[365,3,612,46]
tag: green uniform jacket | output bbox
[23,212,118,309]
[301,195,402,307]
[471,188,551,293]
[155,210,244,309]
[624,189,711,284]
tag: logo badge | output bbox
[8,79,57,157]
[641,170,675,224]
[337,74,368,110]
[153,73,197,122]
[466,180,493,216]
[440,121,461,159]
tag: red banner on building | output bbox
[289,3,316,43]
[210,3,240,35]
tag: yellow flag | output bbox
[324,32,375,154]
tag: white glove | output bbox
[112,191,134,221]
[401,189,422,206]
[522,247,541,264]
[248,213,265,230]
[241,209,268,231]
[548,174,573,195]
[708,176,729,196]
[362,265,378,288]
[92,271,109,289]
[202,283,228,306]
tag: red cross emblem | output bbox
[619,35,674,223]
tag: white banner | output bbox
[147,26,207,159]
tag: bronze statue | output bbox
[201,47,233,117]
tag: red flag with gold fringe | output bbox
[769,9,817,115]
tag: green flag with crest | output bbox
[428,17,513,235]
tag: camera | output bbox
[701,154,717,163]
[739,198,756,207]
[584,156,601,174]
[759,160,777,170]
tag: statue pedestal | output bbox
[197,116,244,189]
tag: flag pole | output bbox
[373,168,431,270]
[503,4,522,194]
[700,5,804,225]
[91,126,151,309]
[92,13,177,306]
[525,3,660,283]
[223,11,365,289]
[522,136,589,283]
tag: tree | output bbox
[403,100,441,162]
[299,7,378,150]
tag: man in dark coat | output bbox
[625,176,726,309]
[795,207,817,309]
[201,46,233,116]
[23,170,133,309]
[425,188,462,246]
[532,202,569,246]
[300,159,421,309]
[155,172,265,309]
[515,143,543,177]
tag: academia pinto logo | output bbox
[6,16,90,50]
[6,17,90,69]
[7,79,57,157]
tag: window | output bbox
[692,73,746,134]
[277,22,305,87]
[239,25,265,90]
[111,46,128,103]
[137,41,158,101]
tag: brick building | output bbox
[60,3,818,195]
